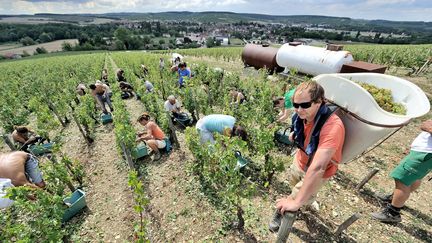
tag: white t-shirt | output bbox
[159,60,165,69]
[144,80,154,92]
[164,100,181,112]
[411,132,432,153]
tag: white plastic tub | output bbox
[313,73,430,163]
[276,44,353,76]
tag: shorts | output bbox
[390,150,432,186]
[25,154,43,184]
[286,160,328,205]
[155,139,166,149]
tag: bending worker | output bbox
[164,95,182,119]
[89,81,113,114]
[0,151,46,189]
[195,114,247,144]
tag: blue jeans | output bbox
[96,93,113,113]
[25,154,43,184]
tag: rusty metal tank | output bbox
[241,44,282,72]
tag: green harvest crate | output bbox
[275,128,292,145]
[101,113,113,124]
[164,138,172,153]
[234,151,249,169]
[132,142,149,159]
[62,189,87,222]
[29,143,54,155]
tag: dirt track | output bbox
[0,39,78,56]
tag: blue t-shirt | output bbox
[178,68,191,85]
[202,114,236,134]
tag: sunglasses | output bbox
[293,101,313,109]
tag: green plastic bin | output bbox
[101,113,113,124]
[164,138,172,153]
[275,128,292,145]
[234,151,249,169]
[62,189,87,222]
[29,143,54,155]
[132,142,149,159]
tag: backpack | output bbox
[291,104,339,171]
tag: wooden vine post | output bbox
[120,141,135,170]
[276,211,298,243]
[335,213,361,236]
[356,168,379,191]
[1,134,16,151]
[166,112,179,148]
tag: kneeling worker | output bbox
[119,81,136,99]
[195,114,247,144]
[136,113,166,161]
[12,126,48,152]
[164,95,182,119]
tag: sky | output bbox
[0,0,431,22]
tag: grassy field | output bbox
[0,42,23,51]
[0,39,78,56]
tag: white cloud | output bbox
[160,0,246,10]
[365,0,415,6]
[217,0,247,6]
[0,0,247,14]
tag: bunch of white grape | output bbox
[355,81,406,115]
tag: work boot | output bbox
[377,193,393,203]
[371,206,402,223]
[151,151,162,161]
[269,209,282,233]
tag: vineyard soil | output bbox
[60,117,137,241]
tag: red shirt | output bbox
[295,114,345,178]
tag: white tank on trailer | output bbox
[276,44,354,76]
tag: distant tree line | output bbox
[0,23,116,44]
[0,22,204,51]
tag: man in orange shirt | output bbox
[270,81,345,232]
